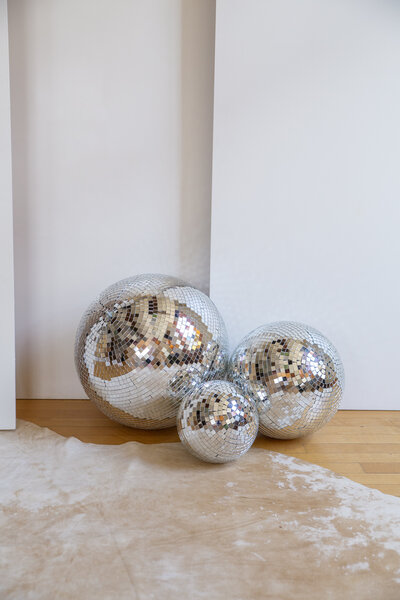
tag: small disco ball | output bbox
[75,274,228,429]
[177,380,259,463]
[229,321,344,439]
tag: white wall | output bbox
[9,0,215,399]
[0,0,15,427]
[211,0,400,409]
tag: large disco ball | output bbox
[229,321,344,439]
[75,274,229,429]
[177,380,259,463]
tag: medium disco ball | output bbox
[177,380,259,463]
[75,274,228,429]
[229,321,344,439]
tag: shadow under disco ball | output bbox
[177,380,259,463]
[75,274,229,429]
[229,321,344,439]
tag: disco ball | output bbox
[75,274,229,429]
[229,321,344,439]
[177,380,259,463]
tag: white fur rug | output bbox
[1,420,400,599]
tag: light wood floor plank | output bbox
[361,463,400,474]
[303,443,400,454]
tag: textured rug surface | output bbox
[1,421,400,600]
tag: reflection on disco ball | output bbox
[75,274,228,429]
[177,380,259,463]
[229,321,344,439]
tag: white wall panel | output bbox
[211,0,400,409]
[9,0,215,399]
[0,0,15,427]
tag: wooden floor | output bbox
[17,400,400,497]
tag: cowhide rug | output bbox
[1,420,399,599]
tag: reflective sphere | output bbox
[229,322,344,439]
[75,274,229,429]
[177,380,259,463]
